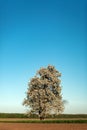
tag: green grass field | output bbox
[0,113,87,118]
[0,113,87,123]
[0,119,87,123]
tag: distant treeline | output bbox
[0,113,87,118]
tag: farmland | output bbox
[0,113,87,130]
[0,113,87,119]
[0,113,87,123]
[0,123,87,130]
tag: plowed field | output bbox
[0,123,87,130]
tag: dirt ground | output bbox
[0,123,87,130]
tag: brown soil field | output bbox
[0,123,87,130]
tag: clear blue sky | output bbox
[0,0,87,114]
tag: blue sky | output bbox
[0,0,87,114]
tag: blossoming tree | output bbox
[23,65,64,120]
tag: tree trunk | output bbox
[40,116,44,120]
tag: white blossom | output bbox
[23,65,64,119]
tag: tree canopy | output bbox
[23,65,64,120]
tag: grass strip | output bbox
[0,113,87,118]
[0,120,87,123]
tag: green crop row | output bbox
[0,113,87,118]
[0,113,28,118]
[0,120,87,123]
